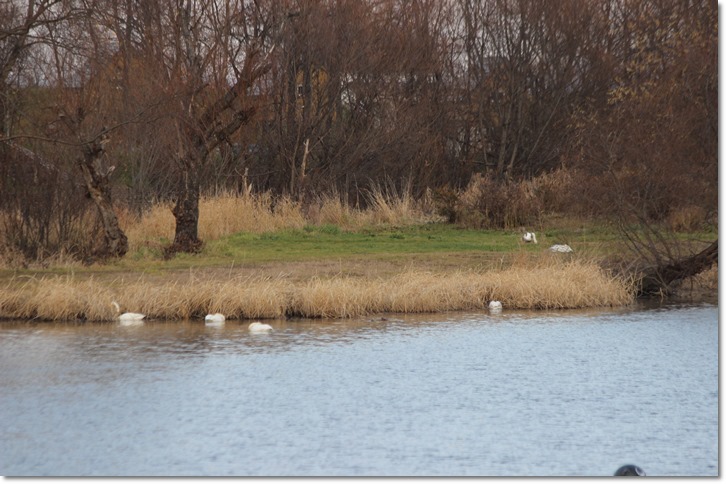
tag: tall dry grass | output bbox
[121,187,437,251]
[120,192,307,250]
[439,169,578,229]
[0,259,634,322]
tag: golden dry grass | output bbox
[0,259,635,322]
[120,192,308,250]
[120,188,438,251]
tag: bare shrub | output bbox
[667,205,708,233]
[448,173,541,229]
[0,147,102,264]
[524,168,577,215]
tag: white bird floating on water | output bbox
[112,301,145,325]
[522,232,538,244]
[549,244,573,253]
[488,300,503,311]
[249,321,273,332]
[205,313,226,324]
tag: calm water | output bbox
[0,304,718,477]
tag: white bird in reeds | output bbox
[205,313,226,324]
[112,301,145,325]
[488,300,503,312]
[248,321,273,332]
[549,244,573,253]
[522,231,538,244]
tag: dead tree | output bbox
[76,130,129,259]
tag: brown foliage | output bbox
[435,169,577,229]
[567,0,717,225]
[0,0,717,264]
[0,145,102,263]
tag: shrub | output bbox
[0,146,102,265]
[667,205,708,233]
[447,173,540,229]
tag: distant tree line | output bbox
[0,0,717,260]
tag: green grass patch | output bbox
[203,224,522,264]
[0,220,715,281]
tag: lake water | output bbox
[0,303,717,477]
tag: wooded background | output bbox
[0,0,717,259]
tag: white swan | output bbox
[248,321,273,332]
[549,244,573,253]
[205,313,226,323]
[488,300,503,311]
[112,301,145,324]
[522,232,538,244]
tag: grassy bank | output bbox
[0,192,716,321]
[0,259,634,321]
[0,221,623,277]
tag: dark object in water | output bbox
[614,464,646,476]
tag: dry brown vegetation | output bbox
[0,0,716,307]
[0,0,716,262]
[0,258,634,322]
[120,193,306,250]
[120,187,439,252]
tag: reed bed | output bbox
[0,260,634,322]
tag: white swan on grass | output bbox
[488,301,503,312]
[205,313,226,324]
[522,232,538,244]
[549,244,573,253]
[248,321,273,332]
[112,301,145,325]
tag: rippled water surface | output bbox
[0,304,717,476]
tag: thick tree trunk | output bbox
[637,239,718,297]
[167,158,203,256]
[78,137,128,259]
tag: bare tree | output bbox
[127,0,280,255]
[0,0,81,138]
[566,0,717,295]
[168,0,272,253]
[0,0,717,270]
[38,3,133,258]
[449,0,614,181]
[0,0,136,260]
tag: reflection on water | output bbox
[0,304,717,476]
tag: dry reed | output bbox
[0,260,634,322]
[121,188,438,251]
[121,192,309,250]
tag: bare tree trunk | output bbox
[296,137,309,201]
[637,239,718,297]
[77,133,128,259]
[168,157,203,256]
